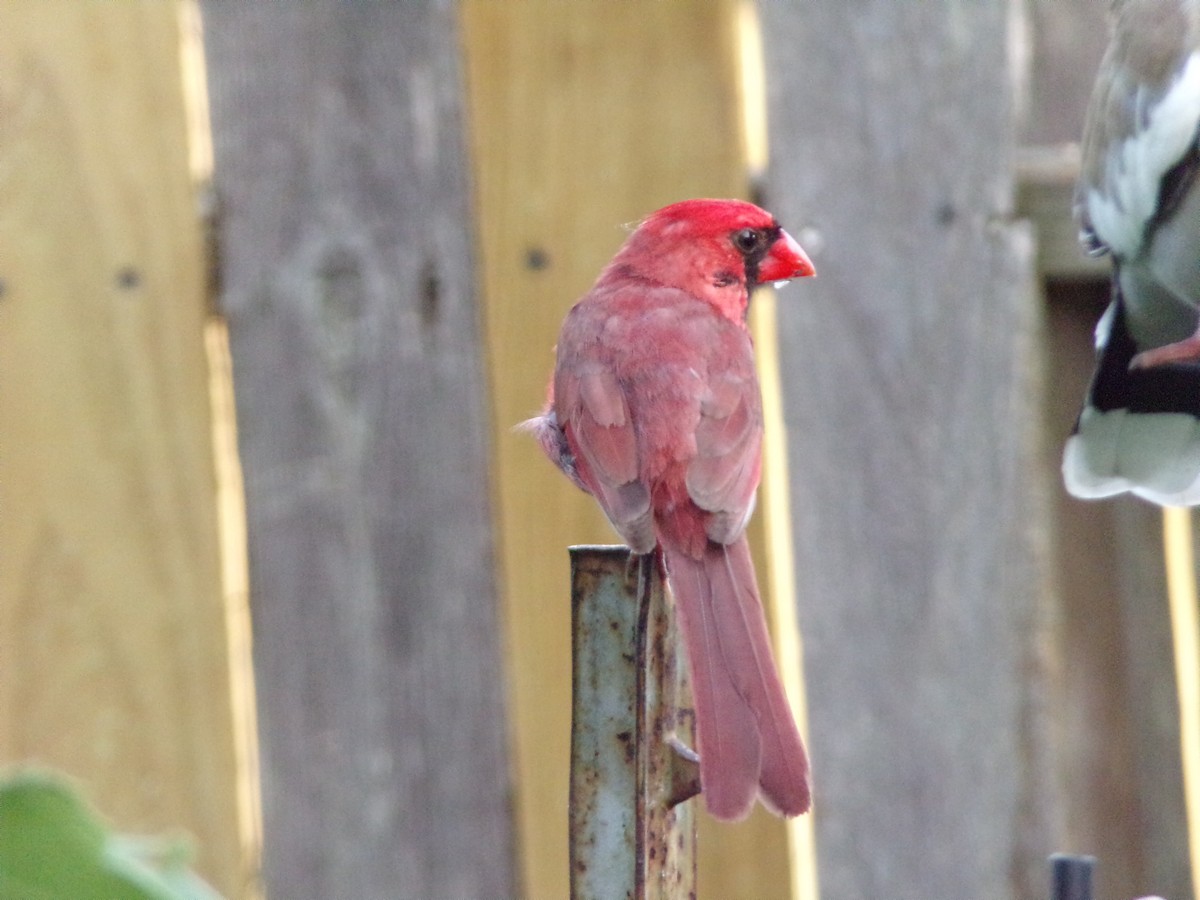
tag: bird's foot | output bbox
[663,735,702,808]
[1130,332,1200,369]
[624,547,665,592]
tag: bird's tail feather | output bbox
[664,536,811,820]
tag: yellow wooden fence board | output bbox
[1165,507,1200,895]
[0,3,248,895]
[461,3,801,896]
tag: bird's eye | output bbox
[732,228,762,253]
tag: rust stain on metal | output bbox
[636,552,696,897]
[568,545,697,900]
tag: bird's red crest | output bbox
[597,199,814,323]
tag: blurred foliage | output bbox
[0,770,223,900]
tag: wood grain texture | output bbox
[0,2,246,895]
[1020,0,1110,147]
[1013,0,1111,280]
[200,3,513,898]
[459,2,801,897]
[1015,148,1108,280]
[761,3,1056,897]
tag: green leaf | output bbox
[0,771,223,900]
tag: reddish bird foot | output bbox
[1130,330,1200,369]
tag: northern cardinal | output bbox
[525,198,814,820]
[1064,0,1200,504]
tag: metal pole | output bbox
[1049,853,1095,900]
[568,546,697,900]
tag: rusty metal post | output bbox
[1049,854,1094,900]
[569,546,697,899]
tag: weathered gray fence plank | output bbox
[761,4,1053,898]
[201,4,513,897]
[1020,0,1109,146]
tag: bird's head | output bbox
[598,198,815,322]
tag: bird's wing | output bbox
[686,365,763,545]
[556,356,654,552]
[1077,2,1200,260]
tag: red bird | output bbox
[526,198,815,821]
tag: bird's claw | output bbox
[663,735,702,808]
[1130,333,1200,369]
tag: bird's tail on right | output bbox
[1063,290,1200,506]
[663,534,811,821]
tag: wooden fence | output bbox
[1,1,1196,899]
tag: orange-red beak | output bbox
[758,229,816,283]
